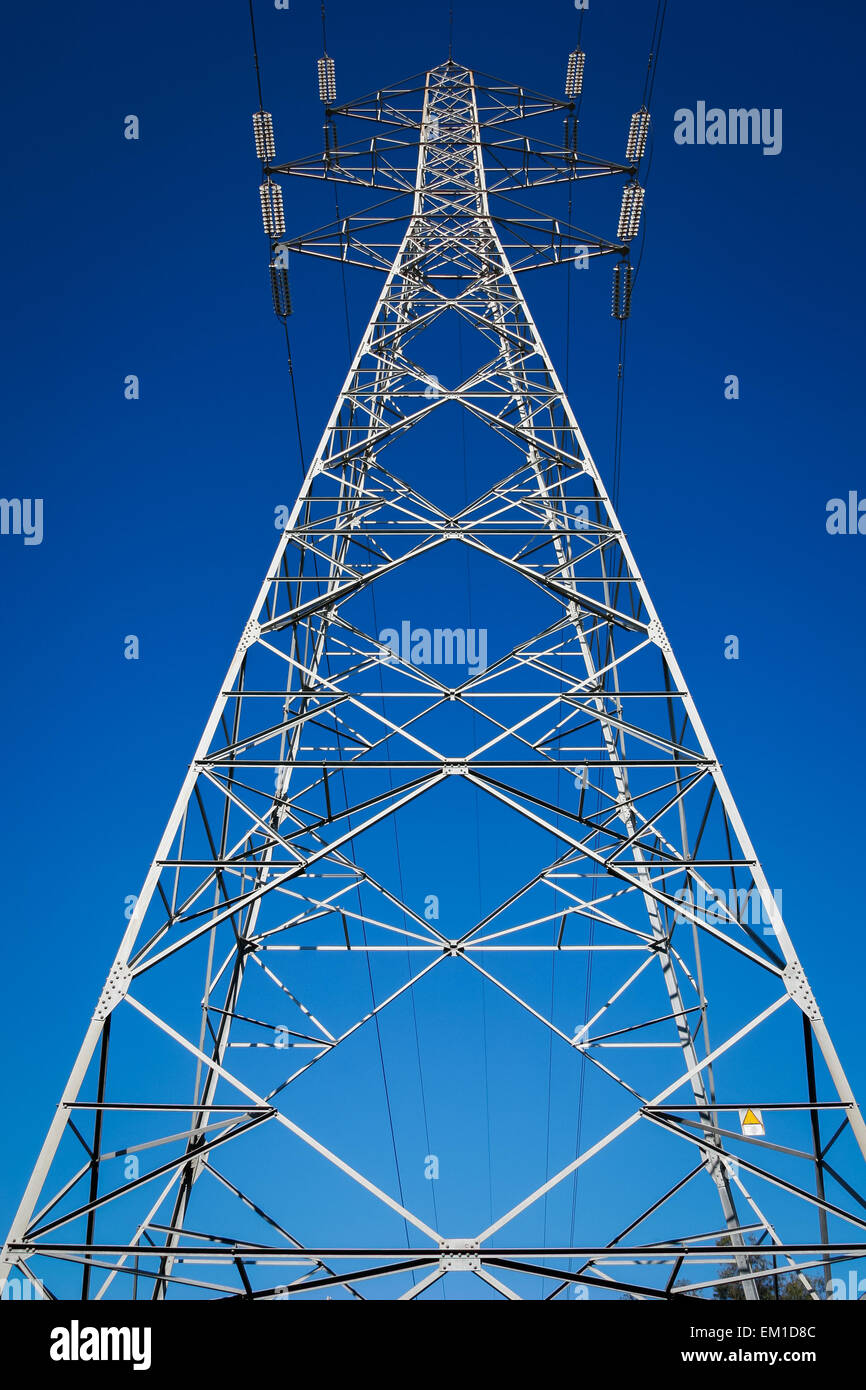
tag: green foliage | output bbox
[711,1236,823,1301]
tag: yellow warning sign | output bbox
[739,1108,765,1136]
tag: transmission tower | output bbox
[3,57,865,1302]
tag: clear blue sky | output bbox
[1,0,865,1298]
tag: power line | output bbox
[282,321,307,482]
[327,125,443,1269]
[248,0,265,111]
[642,0,669,110]
[458,317,495,1230]
[564,0,670,1292]
[250,0,418,1263]
[612,0,668,511]
[550,2,590,1286]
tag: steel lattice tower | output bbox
[3,59,866,1302]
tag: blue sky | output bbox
[1,0,865,1297]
